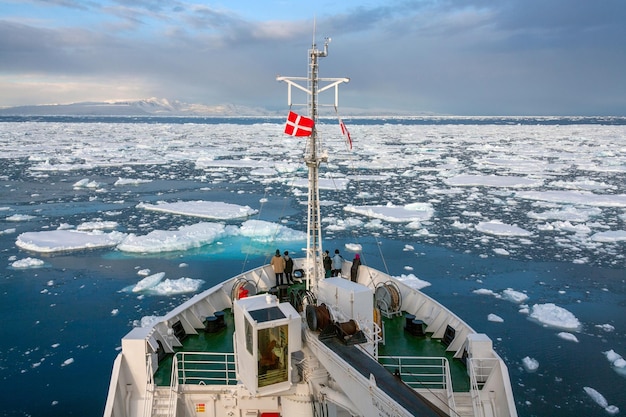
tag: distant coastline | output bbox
[1,114,625,126]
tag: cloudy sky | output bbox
[1,0,625,115]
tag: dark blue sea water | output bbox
[0,117,625,417]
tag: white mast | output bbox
[277,38,349,291]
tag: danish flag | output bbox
[284,111,314,136]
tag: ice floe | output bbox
[472,287,528,304]
[529,303,581,330]
[125,273,204,295]
[11,257,45,269]
[137,200,257,220]
[444,174,543,188]
[556,332,579,343]
[5,214,37,222]
[522,356,539,372]
[114,178,152,186]
[394,274,431,290]
[132,272,165,292]
[583,386,619,415]
[516,190,626,208]
[61,358,74,367]
[488,313,504,323]
[117,223,226,253]
[16,230,127,253]
[16,217,306,254]
[344,202,434,223]
[475,220,532,237]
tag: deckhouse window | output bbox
[258,324,288,387]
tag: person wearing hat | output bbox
[323,250,332,278]
[350,253,361,283]
[283,250,294,284]
[270,249,286,286]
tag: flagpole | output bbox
[277,36,349,291]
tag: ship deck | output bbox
[153,302,470,391]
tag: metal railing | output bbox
[379,355,457,415]
[468,357,500,417]
[379,356,450,389]
[143,354,155,417]
[173,351,237,385]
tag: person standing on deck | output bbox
[270,249,286,286]
[283,251,294,284]
[350,253,361,283]
[331,249,343,277]
[323,250,332,278]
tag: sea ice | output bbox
[604,350,626,368]
[590,230,626,242]
[444,174,542,188]
[475,220,532,237]
[516,190,626,208]
[522,356,539,372]
[344,202,434,223]
[488,314,504,323]
[77,221,118,231]
[529,303,581,330]
[114,178,152,186]
[345,243,362,252]
[11,257,45,269]
[61,358,74,367]
[132,272,165,292]
[596,324,615,332]
[557,332,579,343]
[117,223,226,253]
[137,200,258,220]
[73,178,100,189]
[583,387,619,414]
[501,288,528,303]
[394,274,431,290]
[5,214,37,221]
[16,230,126,253]
[238,220,306,242]
[150,277,204,295]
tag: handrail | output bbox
[168,356,179,416]
[142,354,155,417]
[172,351,237,386]
[379,355,450,390]
[468,357,500,417]
[379,355,456,415]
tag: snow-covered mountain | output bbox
[0,98,279,117]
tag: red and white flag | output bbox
[339,118,352,150]
[284,111,314,136]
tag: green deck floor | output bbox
[153,293,469,392]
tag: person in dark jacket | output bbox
[323,250,332,278]
[283,251,294,284]
[350,253,361,282]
